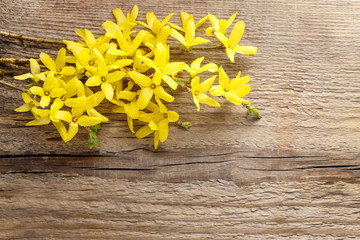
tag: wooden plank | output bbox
[1,0,360,238]
[1,0,360,182]
[1,174,360,239]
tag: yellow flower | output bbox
[102,5,139,38]
[138,12,174,35]
[29,74,66,108]
[143,26,172,50]
[64,91,108,122]
[209,66,251,105]
[14,58,46,82]
[85,61,125,100]
[39,48,76,76]
[205,13,237,36]
[14,92,40,114]
[106,30,146,58]
[128,71,174,109]
[169,12,210,51]
[214,21,257,63]
[137,42,186,90]
[136,97,179,149]
[191,76,220,111]
[55,102,103,142]
[185,56,218,78]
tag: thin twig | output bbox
[0,80,25,91]
[0,58,33,64]
[0,30,64,45]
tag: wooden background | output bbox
[1,0,360,239]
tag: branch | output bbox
[0,80,25,91]
[0,30,64,45]
[0,58,33,64]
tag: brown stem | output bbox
[0,30,64,45]
[0,80,25,91]
[0,58,33,64]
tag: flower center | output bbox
[150,84,156,89]
[101,77,106,83]
[72,117,78,123]
[194,90,199,96]
[79,68,86,74]
[29,101,35,107]
[224,87,229,92]
[44,91,50,96]
[163,113,168,118]
[88,60,95,66]
[60,95,67,101]
[57,68,61,73]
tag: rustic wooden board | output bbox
[1,0,360,238]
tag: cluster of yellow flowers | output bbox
[14,6,258,149]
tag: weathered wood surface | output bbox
[1,0,360,239]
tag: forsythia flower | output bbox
[191,76,220,111]
[205,13,237,36]
[14,58,45,82]
[136,97,179,149]
[170,12,210,51]
[215,21,257,63]
[210,66,251,105]
[12,5,259,148]
[185,56,218,78]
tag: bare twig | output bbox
[0,30,64,45]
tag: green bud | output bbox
[181,122,192,129]
[247,106,262,119]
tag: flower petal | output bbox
[198,93,220,107]
[87,108,109,122]
[13,73,33,80]
[137,87,154,109]
[190,57,204,70]
[52,120,67,142]
[14,104,30,112]
[30,58,40,75]
[170,29,185,44]
[101,81,114,100]
[218,66,229,88]
[77,115,102,126]
[40,53,57,71]
[118,90,137,101]
[232,85,251,98]
[229,76,250,90]
[209,85,225,96]
[55,48,66,69]
[199,75,217,93]
[158,118,169,142]
[66,122,79,142]
[229,21,245,47]
[40,96,51,108]
[106,71,125,83]
[50,88,66,98]
[162,74,178,90]
[154,86,174,102]
[234,45,258,56]
[86,75,101,87]
[55,110,72,123]
[26,116,51,126]
[198,63,218,73]
[225,92,249,105]
[128,71,151,88]
[167,111,179,122]
[192,37,211,46]
[163,62,186,75]
[135,125,154,139]
[225,48,236,63]
[214,32,229,47]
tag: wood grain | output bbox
[1,0,360,238]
